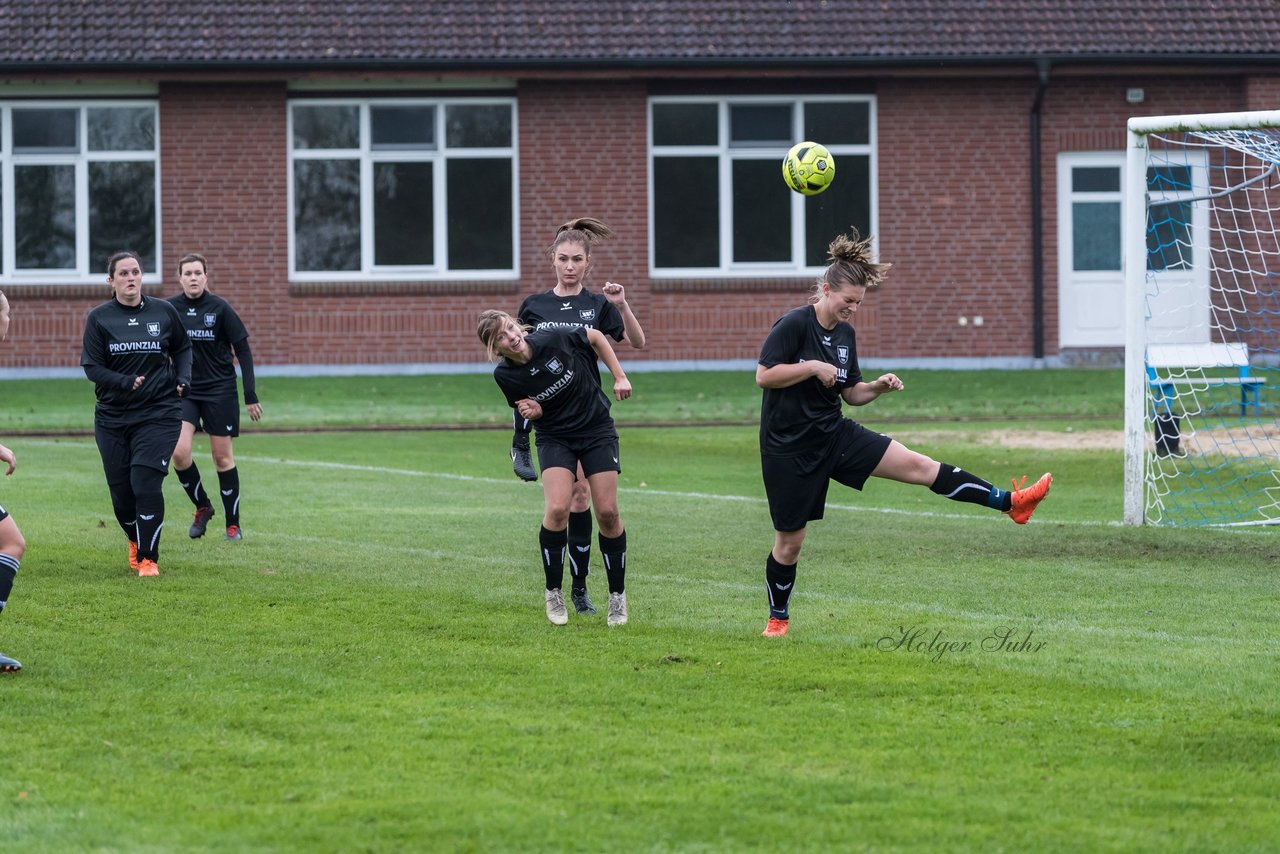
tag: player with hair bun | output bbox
[507,217,645,618]
[755,227,1052,637]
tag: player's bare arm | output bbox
[602,282,647,350]
[515,398,543,421]
[842,373,904,406]
[0,442,16,476]
[587,328,631,400]
[756,360,837,389]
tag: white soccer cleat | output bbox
[544,588,568,626]
[606,591,628,627]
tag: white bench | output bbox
[1146,342,1266,417]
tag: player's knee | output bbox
[594,505,620,534]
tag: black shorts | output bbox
[761,419,892,532]
[536,433,621,478]
[95,417,183,484]
[181,394,240,438]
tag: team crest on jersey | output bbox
[204,313,217,328]
[579,309,596,321]
[147,322,161,337]
[837,345,849,364]
[545,357,565,375]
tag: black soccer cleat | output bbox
[511,439,537,482]
[0,650,21,673]
[189,504,215,538]
[571,587,596,616]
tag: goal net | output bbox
[1124,110,1280,527]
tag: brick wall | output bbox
[1,71,1271,371]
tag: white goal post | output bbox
[1124,110,1280,526]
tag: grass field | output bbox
[1,370,1277,851]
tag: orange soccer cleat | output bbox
[136,559,160,578]
[1008,473,1053,525]
[761,617,790,637]
[128,541,141,571]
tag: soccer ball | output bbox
[782,141,835,196]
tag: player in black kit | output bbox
[478,308,634,627]
[509,218,645,617]
[168,253,261,541]
[0,291,28,671]
[756,229,1052,637]
[81,252,192,577]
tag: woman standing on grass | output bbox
[479,308,634,627]
[756,228,1052,637]
[81,251,192,578]
[168,253,262,543]
[0,291,28,672]
[507,217,646,619]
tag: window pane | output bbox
[88,107,155,151]
[446,104,511,148]
[374,162,434,266]
[446,158,512,269]
[1073,166,1120,193]
[89,161,156,271]
[729,104,790,146]
[732,159,790,262]
[804,102,869,145]
[13,108,78,153]
[1148,202,1192,272]
[294,160,361,271]
[14,165,75,268]
[653,103,717,146]
[293,105,359,150]
[653,156,719,267]
[1148,165,1192,193]
[371,106,435,150]
[805,154,871,266]
[1073,201,1121,271]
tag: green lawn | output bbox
[1,369,1276,851]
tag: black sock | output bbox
[108,482,137,541]
[134,492,165,561]
[176,462,210,509]
[539,526,567,591]
[218,467,241,527]
[567,509,593,591]
[512,411,532,447]
[930,463,1012,511]
[0,553,18,613]
[766,553,797,619]
[598,530,626,594]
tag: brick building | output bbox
[1,1,1279,373]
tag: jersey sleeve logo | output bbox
[147,322,161,337]
[204,313,217,328]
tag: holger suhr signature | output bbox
[877,625,1047,662]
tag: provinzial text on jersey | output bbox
[108,340,164,354]
[533,368,576,402]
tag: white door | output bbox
[1057,152,1210,348]
[1058,153,1126,347]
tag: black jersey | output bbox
[493,327,615,440]
[81,296,192,425]
[758,305,864,457]
[518,289,626,341]
[168,291,256,403]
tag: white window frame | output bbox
[0,100,162,284]
[647,94,877,278]
[287,97,519,282]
